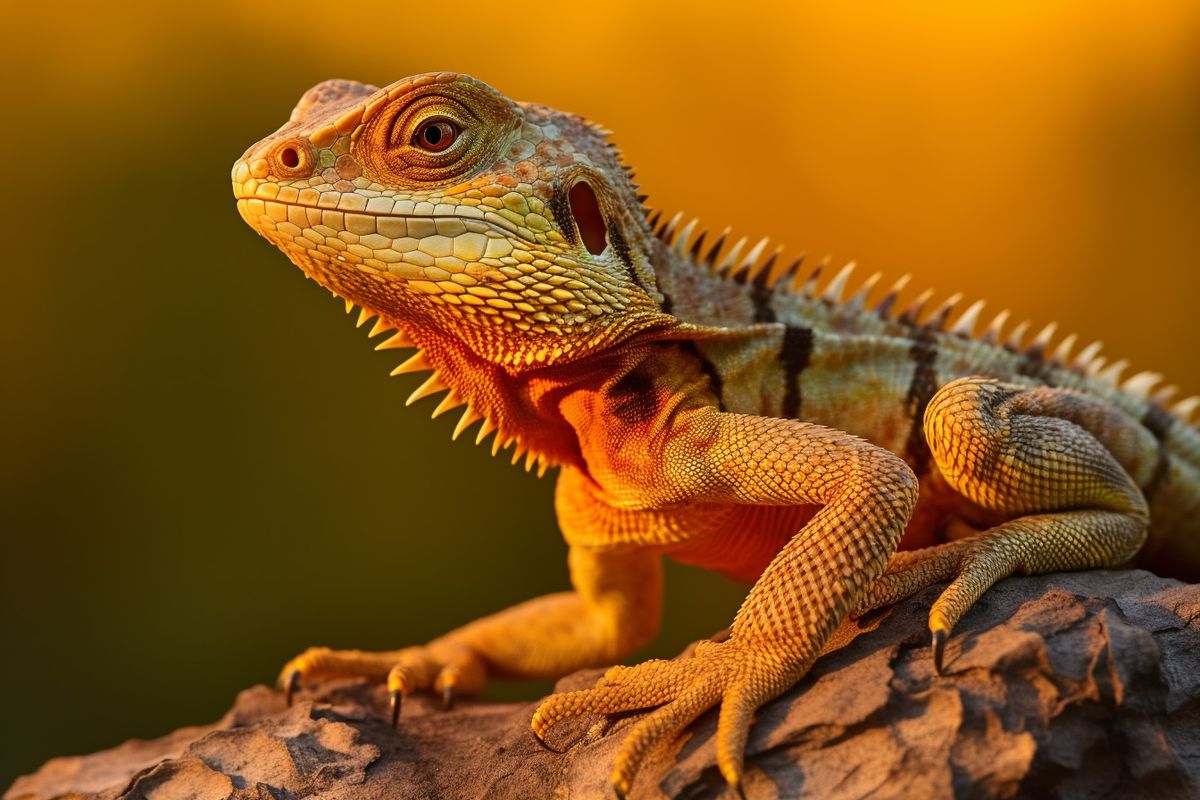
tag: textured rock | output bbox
[7,571,1200,800]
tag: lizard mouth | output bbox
[234,194,527,243]
[234,192,536,287]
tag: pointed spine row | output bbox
[649,213,1200,428]
[333,296,557,477]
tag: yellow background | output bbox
[3,1,1198,784]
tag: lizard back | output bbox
[645,220,1200,577]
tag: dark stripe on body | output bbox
[750,273,777,323]
[779,326,814,418]
[680,341,726,411]
[904,328,940,473]
[1141,404,1174,500]
[1014,353,1056,385]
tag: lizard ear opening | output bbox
[569,180,608,255]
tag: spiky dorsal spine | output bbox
[655,208,1197,429]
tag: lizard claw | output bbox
[389,689,403,727]
[932,629,947,675]
[284,670,300,706]
[441,684,456,711]
[530,728,566,754]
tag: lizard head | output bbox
[233,72,673,370]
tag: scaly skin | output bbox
[232,72,1200,796]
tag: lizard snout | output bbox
[231,137,314,200]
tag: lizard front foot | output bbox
[532,638,795,797]
[277,640,486,719]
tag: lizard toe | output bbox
[610,682,722,796]
[385,641,487,722]
[609,641,778,796]
[276,644,406,706]
[530,664,684,751]
[533,640,790,795]
[276,646,339,704]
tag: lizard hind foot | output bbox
[858,507,1147,674]
[852,377,1155,675]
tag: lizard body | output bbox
[232,73,1200,796]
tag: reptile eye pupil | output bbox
[413,119,457,152]
[280,146,300,168]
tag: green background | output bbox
[3,2,1199,786]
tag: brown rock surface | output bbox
[7,571,1199,800]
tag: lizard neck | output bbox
[387,320,627,474]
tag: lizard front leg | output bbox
[532,408,918,795]
[280,531,663,716]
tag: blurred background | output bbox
[3,0,1198,785]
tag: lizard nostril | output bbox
[280,146,300,169]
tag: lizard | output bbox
[231,72,1200,797]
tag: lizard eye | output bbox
[413,118,459,152]
[357,81,517,187]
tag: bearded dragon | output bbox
[231,72,1200,797]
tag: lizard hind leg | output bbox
[857,509,1147,672]
[860,377,1152,671]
